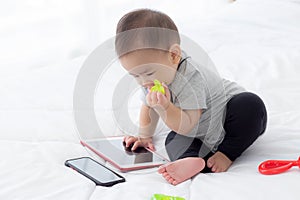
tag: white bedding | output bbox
[1,0,300,199]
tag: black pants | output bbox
[165,92,267,173]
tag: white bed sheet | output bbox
[1,0,300,199]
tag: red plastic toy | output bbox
[258,157,300,175]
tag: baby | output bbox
[115,9,267,185]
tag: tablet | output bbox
[80,137,169,172]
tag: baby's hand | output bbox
[123,135,155,151]
[146,82,171,110]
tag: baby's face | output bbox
[119,49,178,88]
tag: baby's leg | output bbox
[208,92,267,172]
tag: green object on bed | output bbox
[151,194,185,200]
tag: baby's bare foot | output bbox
[158,157,205,185]
[207,151,232,172]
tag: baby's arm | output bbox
[147,84,202,135]
[156,101,202,135]
[123,103,159,150]
[139,103,159,138]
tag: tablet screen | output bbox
[82,137,167,170]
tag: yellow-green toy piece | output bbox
[151,194,185,200]
[150,79,165,94]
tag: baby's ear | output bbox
[168,44,181,64]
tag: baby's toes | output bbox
[212,165,217,172]
[158,166,166,174]
[168,177,176,185]
[162,172,172,180]
[207,157,215,168]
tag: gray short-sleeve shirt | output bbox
[140,52,245,152]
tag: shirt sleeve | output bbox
[173,72,208,110]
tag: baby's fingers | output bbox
[131,140,142,151]
[162,82,171,99]
[123,136,137,147]
[123,135,131,142]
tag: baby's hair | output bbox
[115,9,180,57]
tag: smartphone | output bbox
[65,157,125,187]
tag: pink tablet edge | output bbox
[80,139,167,172]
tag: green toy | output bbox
[151,194,185,200]
[150,80,165,94]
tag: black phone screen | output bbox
[65,157,125,186]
